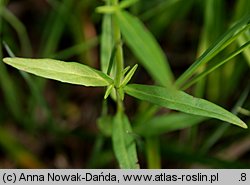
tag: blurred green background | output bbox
[0,0,250,168]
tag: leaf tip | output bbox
[104,84,114,99]
[241,122,248,129]
[2,57,12,64]
[236,119,248,129]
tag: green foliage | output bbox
[0,62,22,120]
[120,64,138,87]
[183,41,250,90]
[40,0,75,57]
[112,111,139,169]
[0,0,249,169]
[115,10,174,87]
[124,84,247,128]
[175,13,250,89]
[3,57,113,87]
[100,0,113,73]
[0,7,32,56]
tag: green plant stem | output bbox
[111,0,124,112]
[146,137,161,169]
[114,39,124,87]
[116,90,124,113]
[112,0,124,88]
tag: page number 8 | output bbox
[240,173,246,181]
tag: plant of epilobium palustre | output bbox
[2,0,250,168]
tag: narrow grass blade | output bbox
[0,7,23,120]
[40,0,74,56]
[115,10,174,87]
[197,0,225,57]
[3,57,113,87]
[140,0,192,20]
[3,42,52,126]
[124,84,247,128]
[135,113,206,136]
[0,62,22,120]
[140,0,193,37]
[145,137,161,169]
[194,0,225,99]
[0,8,32,56]
[200,83,250,153]
[182,41,250,90]
[237,33,250,66]
[175,14,250,88]
[234,0,250,21]
[0,43,22,120]
[51,38,98,60]
[112,112,139,169]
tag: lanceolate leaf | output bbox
[112,112,139,169]
[100,0,113,73]
[3,57,113,87]
[115,10,174,87]
[124,84,247,128]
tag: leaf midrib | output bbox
[125,86,240,124]
[9,62,112,84]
